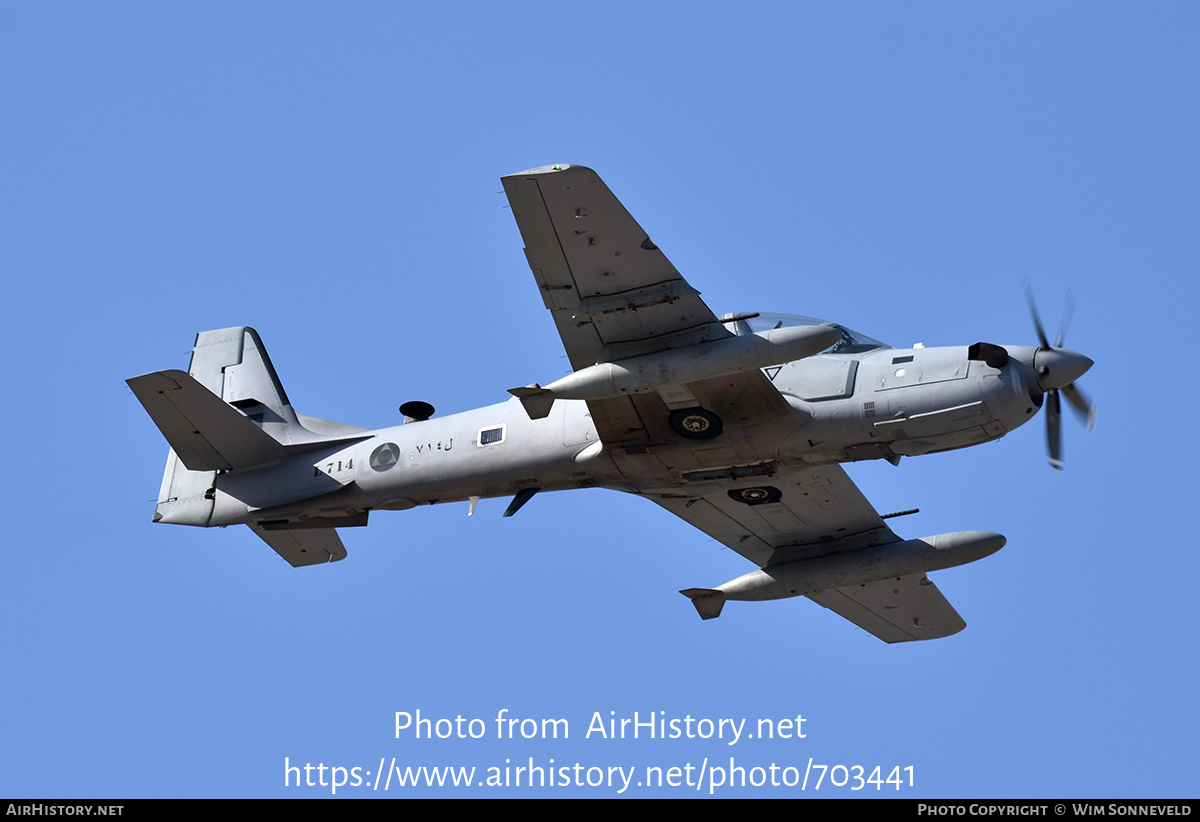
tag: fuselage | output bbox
[207,327,1046,529]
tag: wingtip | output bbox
[503,163,591,178]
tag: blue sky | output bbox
[2,2,1197,798]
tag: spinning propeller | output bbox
[1024,288,1095,472]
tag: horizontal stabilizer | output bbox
[249,524,347,566]
[128,370,291,471]
[680,588,726,620]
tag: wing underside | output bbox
[807,575,966,643]
[649,463,896,567]
[249,524,347,566]
[649,464,968,643]
[501,164,728,369]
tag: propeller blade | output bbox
[1046,389,1063,472]
[1056,291,1075,349]
[1025,286,1052,349]
[1062,382,1096,430]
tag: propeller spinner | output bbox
[1025,288,1096,471]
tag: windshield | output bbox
[722,312,890,354]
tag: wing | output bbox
[654,463,967,643]
[807,575,966,643]
[651,463,898,568]
[501,163,729,369]
[501,164,794,445]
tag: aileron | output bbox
[808,575,967,643]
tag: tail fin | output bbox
[129,327,369,527]
[191,326,338,447]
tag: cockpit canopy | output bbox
[722,312,890,354]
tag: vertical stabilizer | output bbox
[152,327,292,526]
[196,327,303,445]
[141,327,368,527]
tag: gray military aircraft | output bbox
[128,164,1094,643]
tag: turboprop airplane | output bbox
[128,163,1094,643]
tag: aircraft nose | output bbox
[1033,348,1093,392]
